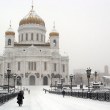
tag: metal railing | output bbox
[49,89,110,102]
[0,93,18,106]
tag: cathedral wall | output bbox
[1,47,69,86]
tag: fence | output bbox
[49,90,110,102]
[0,93,18,105]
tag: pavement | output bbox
[0,86,110,110]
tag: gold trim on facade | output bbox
[14,43,50,46]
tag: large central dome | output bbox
[19,7,45,26]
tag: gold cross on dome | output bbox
[32,0,34,10]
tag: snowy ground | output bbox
[0,86,110,110]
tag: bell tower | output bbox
[5,22,15,48]
[49,23,59,49]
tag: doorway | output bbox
[29,75,36,85]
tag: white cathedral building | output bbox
[0,5,69,86]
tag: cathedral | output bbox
[0,4,69,86]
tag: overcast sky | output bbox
[0,0,110,73]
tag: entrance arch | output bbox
[29,75,36,85]
[17,76,22,86]
[43,76,48,85]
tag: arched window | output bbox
[62,64,65,72]
[21,34,23,41]
[44,62,47,71]
[19,35,20,42]
[41,34,43,42]
[43,76,48,85]
[31,33,33,40]
[26,33,28,41]
[54,63,57,72]
[53,40,56,46]
[36,33,39,41]
[8,39,11,45]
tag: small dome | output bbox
[49,31,59,37]
[49,23,59,37]
[5,26,15,36]
[19,8,45,26]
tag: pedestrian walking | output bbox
[28,90,30,94]
[45,89,46,94]
[62,90,65,97]
[17,90,24,106]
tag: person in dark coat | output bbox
[28,90,30,94]
[45,89,46,94]
[17,90,24,106]
[62,90,65,97]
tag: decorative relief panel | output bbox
[25,72,31,78]
[35,73,40,78]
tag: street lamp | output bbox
[73,75,75,85]
[7,68,11,93]
[51,76,52,91]
[86,67,91,92]
[0,74,3,85]
[58,74,61,83]
[80,76,83,84]
[51,73,54,91]
[80,76,83,90]
[94,71,97,83]
[13,74,17,92]
[61,78,64,90]
[55,81,57,91]
[70,74,73,96]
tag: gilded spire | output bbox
[32,0,34,10]
[5,20,15,36]
[52,21,57,32]
[53,21,55,29]
[30,0,34,15]
[10,20,11,28]
[49,22,59,37]
[19,0,45,26]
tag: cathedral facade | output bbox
[0,5,69,86]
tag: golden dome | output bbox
[19,8,45,26]
[49,31,59,37]
[5,31,15,36]
[5,26,15,36]
[49,23,59,37]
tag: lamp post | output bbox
[86,68,91,92]
[13,74,17,92]
[51,73,54,91]
[58,74,61,83]
[94,71,97,83]
[70,74,73,96]
[55,81,57,91]
[73,74,75,85]
[0,74,3,86]
[7,68,11,93]
[61,78,64,90]
[80,76,83,90]
[51,76,52,91]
